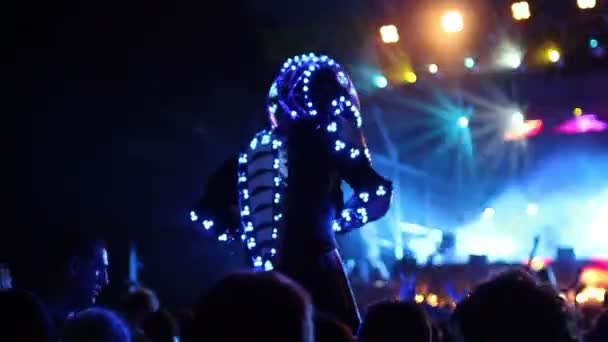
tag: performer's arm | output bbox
[190,157,242,242]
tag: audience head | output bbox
[314,312,353,342]
[142,309,179,342]
[62,307,131,342]
[0,289,54,341]
[453,269,579,342]
[123,287,160,328]
[358,300,432,342]
[47,231,109,309]
[586,309,608,342]
[194,271,313,342]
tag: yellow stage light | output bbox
[547,48,561,63]
[405,71,417,83]
[426,294,439,307]
[511,2,531,20]
[414,294,425,303]
[441,10,464,33]
[380,25,400,44]
[574,107,583,116]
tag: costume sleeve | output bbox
[189,157,242,242]
[325,115,393,233]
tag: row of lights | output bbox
[380,0,598,45]
[512,0,596,21]
[482,203,540,220]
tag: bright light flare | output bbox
[547,48,561,63]
[577,0,596,9]
[504,119,543,141]
[555,114,608,134]
[526,203,539,216]
[576,287,606,305]
[511,1,531,20]
[573,107,583,116]
[581,268,608,288]
[427,293,439,307]
[458,116,469,128]
[482,207,495,220]
[415,294,425,304]
[379,25,400,44]
[374,75,388,88]
[511,111,525,125]
[464,57,475,69]
[499,50,522,69]
[428,64,439,74]
[441,10,464,33]
[404,71,417,84]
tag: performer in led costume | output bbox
[191,53,392,330]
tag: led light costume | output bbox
[191,53,392,330]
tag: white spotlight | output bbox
[458,117,469,128]
[526,203,539,216]
[511,111,525,125]
[482,207,495,220]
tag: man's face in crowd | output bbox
[69,246,109,308]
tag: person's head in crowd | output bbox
[45,231,109,321]
[453,269,579,342]
[586,309,608,342]
[314,312,353,342]
[62,307,131,342]
[142,309,179,342]
[123,287,160,330]
[0,289,54,341]
[194,271,313,342]
[358,300,432,342]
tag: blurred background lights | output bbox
[458,116,469,128]
[547,48,561,63]
[589,38,599,49]
[482,207,496,220]
[405,71,417,83]
[441,10,464,33]
[379,25,400,44]
[501,50,523,69]
[526,203,539,216]
[511,111,525,125]
[374,75,388,88]
[464,57,476,69]
[574,107,583,116]
[428,63,439,74]
[511,1,531,20]
[577,0,597,9]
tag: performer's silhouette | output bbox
[191,53,393,330]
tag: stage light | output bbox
[574,107,583,116]
[404,71,417,83]
[482,207,495,220]
[458,116,469,128]
[589,38,599,49]
[501,50,522,69]
[511,111,525,125]
[526,203,539,216]
[415,294,425,304]
[379,25,400,44]
[464,57,475,69]
[530,257,547,271]
[504,119,543,141]
[556,114,608,134]
[576,287,605,304]
[511,1,531,21]
[441,10,464,33]
[374,75,388,88]
[428,64,439,74]
[577,0,596,9]
[427,293,439,307]
[547,48,561,63]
